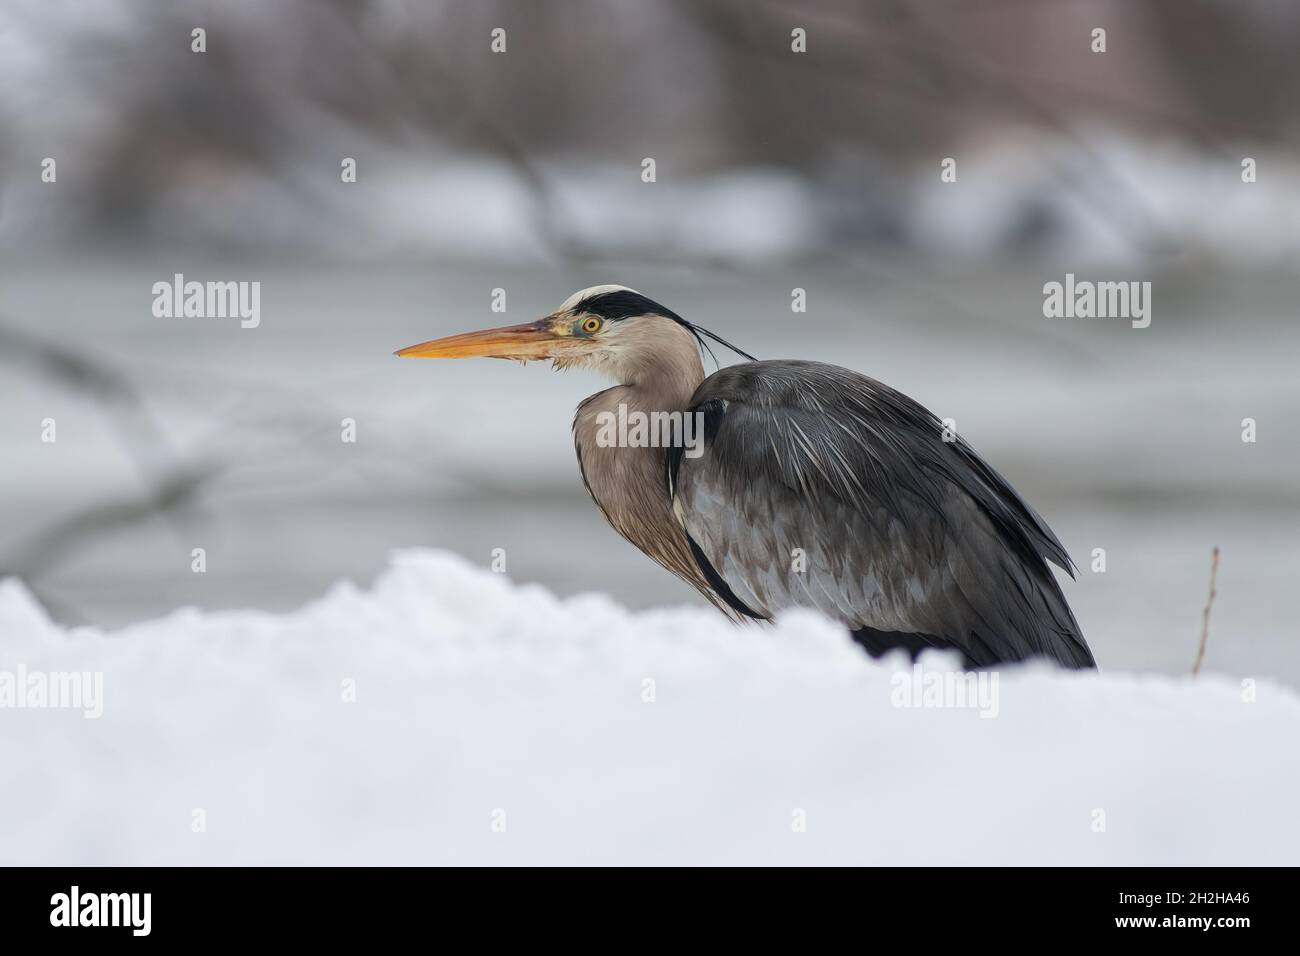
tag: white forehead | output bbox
[558,284,640,312]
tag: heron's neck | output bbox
[572,352,704,466]
[620,361,703,412]
[570,337,709,593]
[614,315,706,404]
[572,323,705,515]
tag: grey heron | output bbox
[397,285,1095,670]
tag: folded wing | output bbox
[669,360,1094,669]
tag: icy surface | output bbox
[0,550,1295,865]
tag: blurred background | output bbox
[1,0,1296,685]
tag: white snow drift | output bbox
[0,550,1295,865]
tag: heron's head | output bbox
[395,285,753,384]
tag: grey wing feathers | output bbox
[670,360,1094,669]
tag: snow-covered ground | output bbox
[1,549,1295,866]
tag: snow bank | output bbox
[0,550,1295,865]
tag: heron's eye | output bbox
[580,317,603,335]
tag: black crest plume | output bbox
[577,290,757,367]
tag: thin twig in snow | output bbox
[1192,547,1220,677]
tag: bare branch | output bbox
[1192,546,1220,677]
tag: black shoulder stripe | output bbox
[669,398,759,618]
[686,534,766,621]
[698,398,727,443]
[666,398,727,496]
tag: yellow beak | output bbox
[394,320,570,361]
